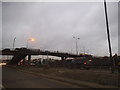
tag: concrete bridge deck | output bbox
[0,48,92,65]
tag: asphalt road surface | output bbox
[2,66,82,88]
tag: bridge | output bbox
[0,48,92,65]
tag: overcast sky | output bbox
[2,2,118,56]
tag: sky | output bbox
[2,1,118,57]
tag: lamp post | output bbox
[83,46,85,55]
[73,36,80,55]
[26,38,35,65]
[13,37,16,50]
[104,0,114,73]
[26,38,35,48]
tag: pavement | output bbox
[4,65,118,88]
[2,66,82,88]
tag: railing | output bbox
[29,48,77,56]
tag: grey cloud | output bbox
[2,2,118,56]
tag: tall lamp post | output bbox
[26,38,35,48]
[73,36,80,55]
[104,0,114,73]
[13,37,16,50]
[26,38,35,65]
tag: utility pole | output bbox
[104,0,114,73]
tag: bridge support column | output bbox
[28,55,31,65]
[23,58,25,65]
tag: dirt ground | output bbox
[13,66,119,87]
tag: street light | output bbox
[73,36,80,55]
[13,37,16,50]
[26,38,35,48]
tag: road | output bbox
[2,66,82,88]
